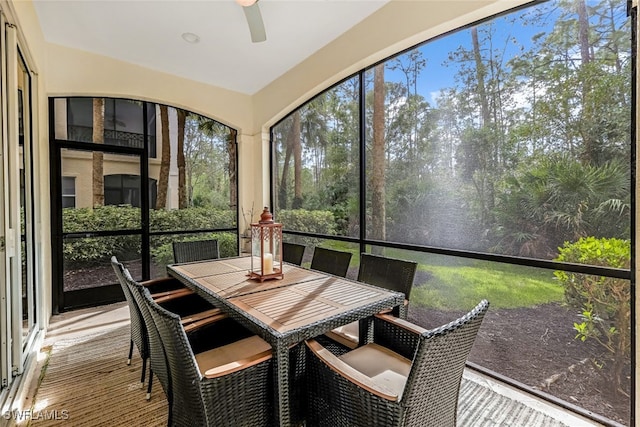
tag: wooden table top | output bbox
[229,275,393,333]
[170,256,253,279]
[167,257,404,427]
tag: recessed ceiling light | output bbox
[181,32,200,44]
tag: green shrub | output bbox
[62,205,236,266]
[277,209,336,245]
[150,232,238,265]
[150,207,234,231]
[63,205,140,233]
[554,237,630,394]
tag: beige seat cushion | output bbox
[339,343,411,399]
[327,321,360,347]
[195,335,272,377]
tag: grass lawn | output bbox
[317,241,565,311]
[410,259,564,310]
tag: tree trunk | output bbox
[371,64,386,244]
[176,109,187,209]
[472,27,495,222]
[577,0,596,164]
[577,0,592,66]
[292,111,303,208]
[227,128,237,210]
[92,98,104,207]
[471,28,491,126]
[279,123,294,210]
[156,105,170,209]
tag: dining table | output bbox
[167,256,405,427]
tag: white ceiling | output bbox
[32,0,390,95]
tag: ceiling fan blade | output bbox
[243,3,266,43]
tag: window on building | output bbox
[104,174,157,208]
[61,176,76,208]
[65,98,157,157]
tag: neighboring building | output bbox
[55,98,185,210]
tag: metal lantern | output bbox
[248,207,284,281]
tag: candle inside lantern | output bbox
[263,252,274,274]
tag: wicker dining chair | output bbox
[357,253,418,309]
[111,257,224,394]
[126,278,175,424]
[127,273,228,425]
[305,299,489,427]
[172,239,220,263]
[282,242,306,266]
[310,247,352,277]
[146,292,274,427]
[326,253,418,348]
[111,256,152,387]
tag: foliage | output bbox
[492,156,629,258]
[63,205,141,233]
[183,114,233,210]
[150,232,237,266]
[277,209,336,246]
[63,205,236,265]
[149,206,235,230]
[278,209,335,234]
[272,0,631,261]
[554,237,630,394]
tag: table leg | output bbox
[399,302,408,320]
[275,343,290,427]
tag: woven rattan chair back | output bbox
[126,273,173,415]
[310,247,352,277]
[173,239,220,263]
[110,256,149,383]
[282,242,306,266]
[401,299,489,426]
[146,293,274,426]
[146,294,210,426]
[357,253,418,299]
[306,300,489,427]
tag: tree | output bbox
[227,128,237,210]
[176,108,187,209]
[186,115,235,209]
[371,64,386,242]
[91,98,104,207]
[156,105,170,209]
[277,116,293,210]
[292,111,303,208]
[277,111,303,209]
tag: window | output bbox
[61,176,76,208]
[273,77,360,237]
[64,98,157,157]
[104,174,156,208]
[52,97,239,301]
[271,1,632,425]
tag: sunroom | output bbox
[0,0,636,426]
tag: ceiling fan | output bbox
[236,0,267,43]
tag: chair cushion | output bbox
[339,343,411,399]
[328,321,360,347]
[195,335,272,377]
[328,302,412,348]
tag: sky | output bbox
[382,0,558,106]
